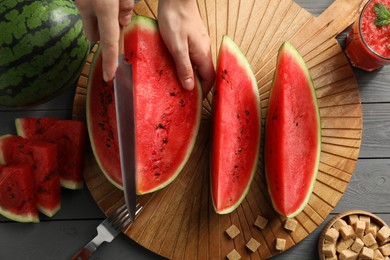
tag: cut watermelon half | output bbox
[265,41,321,218]
[0,135,61,217]
[0,163,39,223]
[15,117,87,189]
[87,15,202,194]
[211,36,261,214]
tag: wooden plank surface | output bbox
[0,0,389,259]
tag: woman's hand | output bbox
[158,0,215,96]
[76,0,215,96]
[75,0,135,82]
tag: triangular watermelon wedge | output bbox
[0,163,39,223]
[211,36,261,214]
[265,41,321,218]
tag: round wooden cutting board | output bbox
[72,0,366,259]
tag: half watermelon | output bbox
[211,36,261,214]
[87,15,202,194]
[265,41,321,218]
[0,163,39,223]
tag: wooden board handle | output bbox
[316,0,368,38]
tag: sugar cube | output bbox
[246,238,261,253]
[325,228,340,243]
[360,247,374,259]
[284,218,298,232]
[323,243,336,258]
[351,237,364,253]
[378,226,390,243]
[226,225,240,239]
[363,233,378,247]
[276,238,286,251]
[380,243,390,256]
[254,215,268,230]
[339,249,358,260]
[340,225,355,240]
[227,249,241,260]
[355,220,366,238]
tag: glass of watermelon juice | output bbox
[344,0,390,71]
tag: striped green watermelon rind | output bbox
[0,0,90,106]
[87,15,202,195]
[265,41,321,218]
[211,35,261,214]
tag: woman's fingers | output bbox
[188,36,215,97]
[76,0,135,82]
[119,0,134,27]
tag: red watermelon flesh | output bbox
[211,36,261,214]
[87,15,202,194]
[0,135,61,217]
[265,41,321,218]
[15,117,87,189]
[0,163,39,223]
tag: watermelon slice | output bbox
[15,117,87,189]
[0,135,61,217]
[211,36,261,214]
[0,163,39,223]
[87,15,202,194]
[265,41,321,218]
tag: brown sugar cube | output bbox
[379,237,390,246]
[337,239,355,253]
[360,247,375,259]
[369,223,379,232]
[340,249,358,260]
[325,228,340,243]
[275,238,286,251]
[341,225,356,240]
[323,243,337,258]
[360,216,371,229]
[349,215,359,226]
[351,238,364,253]
[226,225,240,239]
[364,233,378,247]
[367,225,378,239]
[378,226,390,242]
[374,249,384,259]
[334,218,349,231]
[284,218,298,232]
[227,249,241,260]
[246,238,261,253]
[379,244,390,256]
[370,244,379,251]
[355,220,366,238]
[325,256,338,260]
[254,215,268,230]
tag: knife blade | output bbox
[113,30,137,222]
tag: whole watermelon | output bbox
[0,0,89,106]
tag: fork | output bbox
[71,204,142,260]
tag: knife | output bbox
[113,28,137,222]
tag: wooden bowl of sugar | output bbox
[318,210,390,260]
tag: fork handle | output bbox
[71,248,92,260]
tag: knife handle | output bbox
[71,248,92,260]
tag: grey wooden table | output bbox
[1,0,390,259]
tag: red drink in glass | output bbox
[345,0,390,71]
